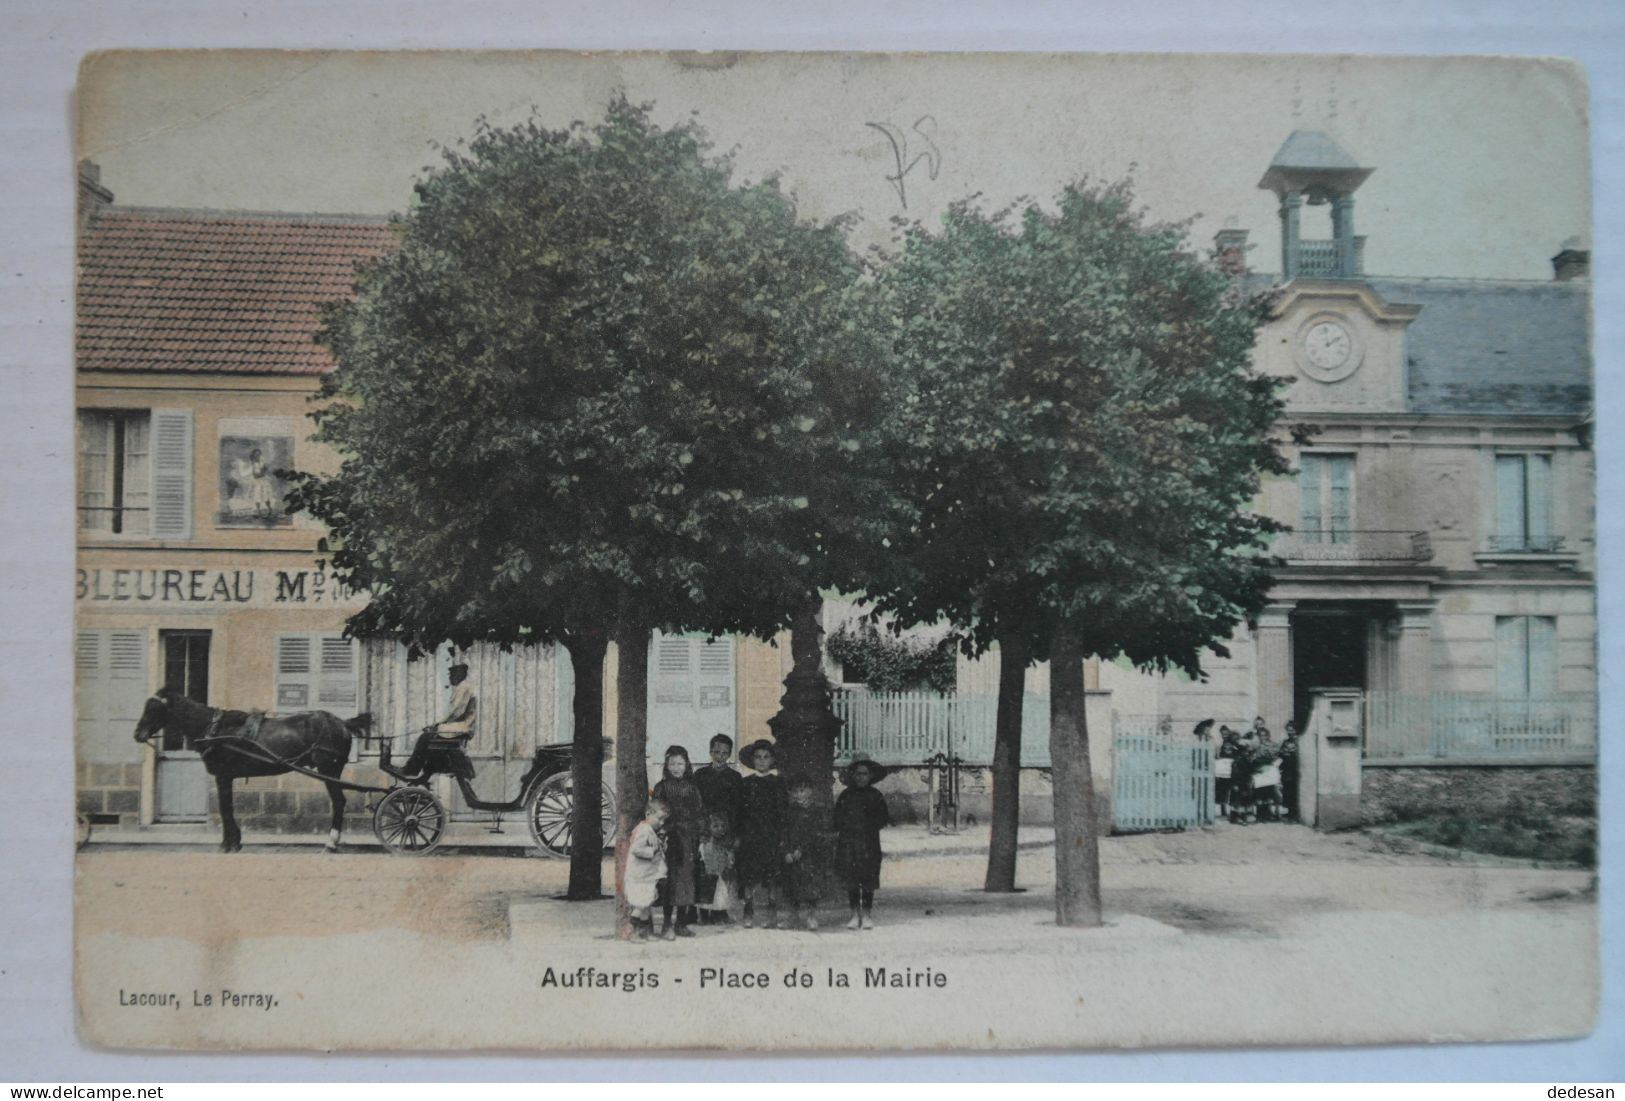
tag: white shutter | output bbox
[76,631,105,755]
[275,635,314,710]
[1495,456,1526,550]
[1326,455,1353,541]
[1527,455,1553,548]
[77,629,149,762]
[317,636,359,716]
[1297,454,1322,539]
[150,409,193,540]
[1495,616,1528,699]
[1527,617,1558,698]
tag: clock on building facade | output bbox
[1293,312,1364,382]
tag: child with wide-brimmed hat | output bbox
[834,755,891,929]
[735,738,788,928]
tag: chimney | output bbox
[1214,220,1249,277]
[78,160,113,230]
[1552,236,1589,282]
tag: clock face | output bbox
[1305,321,1352,369]
[1296,316,1363,382]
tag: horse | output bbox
[133,687,371,853]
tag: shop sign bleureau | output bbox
[75,566,366,609]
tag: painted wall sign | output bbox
[75,567,367,609]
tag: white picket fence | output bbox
[1366,691,1596,759]
[831,689,1211,830]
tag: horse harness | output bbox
[193,708,339,773]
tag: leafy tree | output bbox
[290,98,891,911]
[872,181,1289,923]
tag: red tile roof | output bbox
[77,208,399,375]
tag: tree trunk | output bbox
[612,609,650,939]
[983,636,1029,892]
[1049,623,1102,927]
[767,594,840,890]
[564,628,608,901]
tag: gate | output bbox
[1111,720,1213,832]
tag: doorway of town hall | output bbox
[1289,602,1396,733]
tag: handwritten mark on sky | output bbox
[866,116,942,210]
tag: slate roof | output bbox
[78,208,398,375]
[1267,130,1368,172]
[1367,278,1593,417]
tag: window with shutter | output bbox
[318,637,359,712]
[78,410,153,535]
[1493,454,1555,552]
[275,634,359,716]
[1495,616,1558,699]
[76,629,150,762]
[150,408,194,540]
[275,635,313,709]
[1297,453,1355,543]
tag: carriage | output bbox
[364,729,617,857]
[130,689,617,857]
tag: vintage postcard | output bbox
[72,50,1597,1052]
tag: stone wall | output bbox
[77,761,143,826]
[1360,762,1596,824]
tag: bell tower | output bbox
[1259,130,1374,281]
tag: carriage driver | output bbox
[394,662,477,779]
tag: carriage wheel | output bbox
[527,772,617,858]
[373,787,447,855]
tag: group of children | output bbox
[624,734,891,941]
[1202,717,1301,824]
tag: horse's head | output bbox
[133,691,171,745]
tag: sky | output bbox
[77,51,1591,282]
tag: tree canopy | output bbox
[872,181,1290,675]
[292,97,894,655]
[289,97,897,903]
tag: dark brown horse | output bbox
[133,688,370,853]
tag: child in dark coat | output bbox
[735,739,788,929]
[834,756,890,930]
[650,745,704,937]
[693,733,744,830]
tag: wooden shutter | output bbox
[75,631,105,758]
[150,409,193,540]
[1527,616,1557,698]
[1527,455,1553,548]
[1297,454,1323,538]
[1495,455,1526,549]
[77,629,149,762]
[317,637,359,716]
[1495,616,1528,699]
[1326,455,1353,541]
[275,635,314,710]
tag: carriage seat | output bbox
[418,736,476,780]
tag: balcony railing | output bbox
[1274,529,1433,565]
[1366,691,1596,759]
[1295,237,1366,278]
[1484,535,1568,554]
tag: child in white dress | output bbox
[697,812,737,926]
[625,798,670,941]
